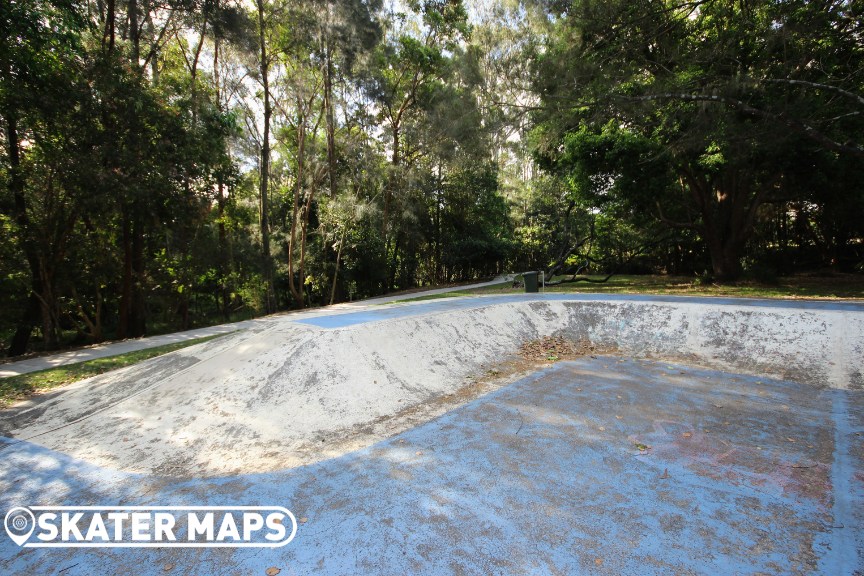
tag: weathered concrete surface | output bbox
[1,358,861,574]
[0,295,862,478]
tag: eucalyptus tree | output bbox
[252,0,278,312]
[312,0,382,199]
[257,0,379,307]
[361,0,472,288]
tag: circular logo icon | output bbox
[4,507,35,546]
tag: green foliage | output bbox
[2,0,860,357]
[439,163,513,279]
[558,122,674,212]
[532,0,864,280]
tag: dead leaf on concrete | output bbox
[595,558,603,566]
[299,517,308,524]
[660,468,669,479]
[518,336,611,364]
[682,432,692,439]
[265,568,281,576]
[162,564,174,572]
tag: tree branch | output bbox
[615,92,864,158]
[762,78,864,107]
[141,9,175,71]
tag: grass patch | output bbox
[386,274,864,303]
[383,290,483,304]
[0,333,231,408]
[476,274,864,299]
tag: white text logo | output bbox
[4,506,297,548]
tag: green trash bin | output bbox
[523,271,539,293]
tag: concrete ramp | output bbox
[1,295,861,477]
[1,294,863,575]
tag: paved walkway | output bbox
[0,276,512,377]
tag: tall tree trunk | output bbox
[389,231,402,291]
[434,163,442,284]
[213,39,231,321]
[323,39,337,199]
[104,0,116,52]
[128,0,139,63]
[117,209,133,339]
[143,3,159,81]
[674,165,774,282]
[4,113,58,354]
[8,294,40,356]
[216,180,231,320]
[384,124,400,230]
[257,0,274,313]
[329,226,346,305]
[287,106,306,307]
[36,262,59,349]
[188,14,207,118]
[298,184,316,306]
[704,229,744,282]
[117,209,146,338]
[382,124,401,292]
[130,214,146,336]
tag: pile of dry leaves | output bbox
[518,335,604,363]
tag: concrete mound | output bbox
[1,296,861,476]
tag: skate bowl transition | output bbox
[0,294,862,574]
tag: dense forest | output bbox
[1,0,862,355]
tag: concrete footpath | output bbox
[0,276,512,377]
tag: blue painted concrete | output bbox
[295,293,864,329]
[818,390,864,575]
[1,357,860,574]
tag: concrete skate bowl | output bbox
[1,294,861,479]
